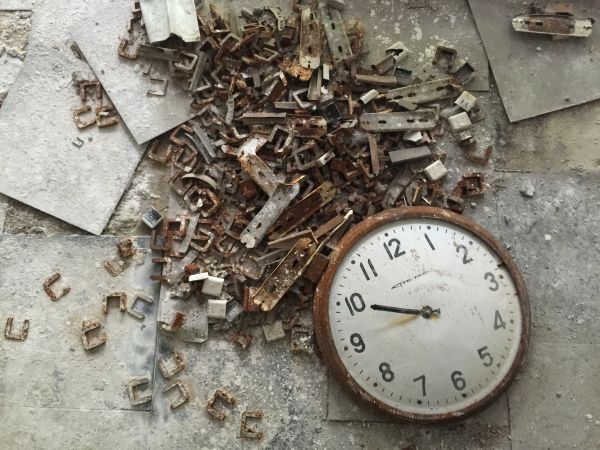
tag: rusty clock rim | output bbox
[313,206,531,424]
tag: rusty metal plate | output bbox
[385,78,459,104]
[252,238,314,311]
[286,115,328,138]
[359,110,438,132]
[299,8,321,69]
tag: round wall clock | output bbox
[314,206,530,423]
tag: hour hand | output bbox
[370,304,440,319]
[370,304,422,315]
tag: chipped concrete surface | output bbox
[1,0,600,448]
[0,10,31,104]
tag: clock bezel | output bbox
[313,206,531,423]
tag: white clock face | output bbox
[328,217,523,416]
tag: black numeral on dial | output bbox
[413,374,426,396]
[456,244,473,264]
[359,259,378,281]
[485,272,499,291]
[477,346,494,367]
[350,333,365,353]
[494,310,506,330]
[344,293,365,316]
[451,371,467,391]
[383,238,405,260]
[379,362,395,382]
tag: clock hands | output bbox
[370,304,440,319]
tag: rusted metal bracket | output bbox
[319,4,353,64]
[360,110,438,132]
[269,181,336,238]
[290,324,313,353]
[355,73,407,87]
[240,410,264,440]
[73,105,96,129]
[207,388,235,420]
[286,115,327,138]
[117,38,139,60]
[240,183,301,248]
[299,8,321,69]
[127,293,153,321]
[5,317,29,341]
[147,78,168,96]
[386,78,461,104]
[138,44,178,61]
[43,272,71,301]
[128,377,152,406]
[163,379,190,409]
[81,319,107,351]
[292,142,334,171]
[512,13,594,37]
[252,238,315,311]
[238,135,283,196]
[242,112,287,126]
[158,351,186,378]
[103,292,127,314]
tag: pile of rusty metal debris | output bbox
[114,1,489,351]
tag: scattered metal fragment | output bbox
[447,111,472,133]
[158,351,186,378]
[240,183,301,249]
[142,207,164,229]
[360,110,438,132]
[43,272,71,302]
[240,410,264,440]
[4,317,29,341]
[355,73,405,87]
[232,332,253,349]
[207,299,228,319]
[163,379,190,409]
[512,11,594,37]
[147,78,169,96]
[451,60,476,85]
[103,292,127,314]
[454,91,477,112]
[252,238,314,311]
[207,388,235,420]
[262,320,286,342]
[81,319,107,351]
[201,275,225,298]
[434,45,457,68]
[127,293,153,321]
[423,160,448,182]
[299,8,321,69]
[389,146,431,165]
[359,89,379,104]
[386,78,461,104]
[72,137,84,148]
[319,4,353,64]
[290,324,313,353]
[128,377,152,406]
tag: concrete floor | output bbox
[1,1,600,449]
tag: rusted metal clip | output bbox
[103,292,127,314]
[4,317,29,341]
[81,319,107,351]
[128,377,152,406]
[207,388,235,420]
[240,410,264,440]
[43,272,71,301]
[163,379,190,409]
